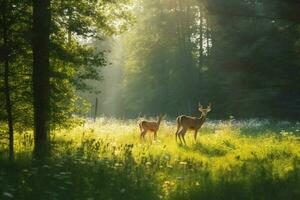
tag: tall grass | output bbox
[1,118,300,200]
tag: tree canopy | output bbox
[92,0,300,120]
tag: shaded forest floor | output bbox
[1,119,300,200]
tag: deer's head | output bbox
[157,114,165,123]
[198,103,212,117]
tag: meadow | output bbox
[1,118,300,200]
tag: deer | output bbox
[139,115,164,141]
[175,103,212,145]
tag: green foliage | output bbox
[48,0,134,129]
[122,0,202,117]
[203,0,300,119]
[0,0,134,135]
[0,0,33,132]
[116,0,300,119]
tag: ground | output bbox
[1,118,300,200]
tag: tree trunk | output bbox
[2,0,14,161]
[3,31,14,162]
[206,19,211,56]
[94,97,98,122]
[199,4,203,66]
[32,0,51,159]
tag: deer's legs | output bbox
[140,130,146,140]
[178,129,187,145]
[194,129,198,141]
[154,131,157,141]
[181,133,187,145]
[176,128,184,144]
[175,127,181,142]
[140,132,143,140]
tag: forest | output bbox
[0,0,300,200]
[94,0,300,119]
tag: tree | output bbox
[1,0,14,160]
[30,0,133,157]
[32,0,51,158]
[119,0,300,120]
[121,0,207,117]
[0,0,133,158]
[0,0,32,160]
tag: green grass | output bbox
[1,118,300,200]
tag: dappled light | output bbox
[1,119,300,199]
[1,0,300,199]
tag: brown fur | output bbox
[175,103,211,144]
[139,116,163,140]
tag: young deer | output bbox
[139,115,164,140]
[175,103,211,144]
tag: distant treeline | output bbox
[94,0,300,120]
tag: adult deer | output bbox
[175,103,211,145]
[139,115,164,140]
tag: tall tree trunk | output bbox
[94,97,98,122]
[206,19,211,56]
[67,7,73,44]
[3,21,14,160]
[199,4,203,67]
[32,0,51,159]
[2,0,14,161]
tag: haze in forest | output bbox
[1,1,300,199]
[85,0,300,120]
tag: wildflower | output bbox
[65,181,73,185]
[43,164,50,169]
[167,165,173,169]
[281,131,289,136]
[120,188,126,193]
[146,161,152,166]
[3,192,13,198]
[164,181,170,185]
[179,161,187,165]
[80,160,87,165]
[59,186,67,190]
[115,163,122,167]
[55,163,63,168]
[114,150,121,155]
[112,142,117,147]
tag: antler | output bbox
[198,102,203,109]
[207,103,212,112]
